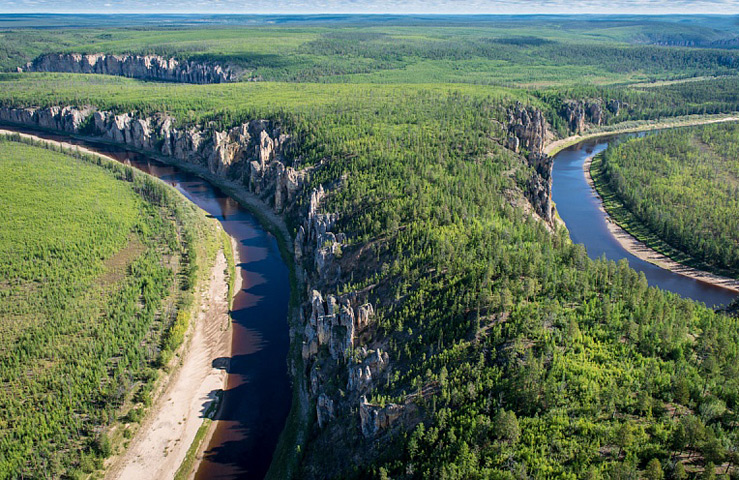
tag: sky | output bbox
[0,0,738,14]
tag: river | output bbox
[2,125,292,479]
[552,134,737,307]
[5,124,737,479]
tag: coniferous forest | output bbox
[0,138,221,478]
[0,13,739,480]
[596,124,739,278]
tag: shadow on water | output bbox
[551,133,737,308]
[0,125,292,480]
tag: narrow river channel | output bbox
[2,125,292,479]
[552,134,737,307]
[5,124,737,479]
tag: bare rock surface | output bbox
[22,52,244,84]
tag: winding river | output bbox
[552,133,737,307]
[2,125,292,479]
[3,124,737,479]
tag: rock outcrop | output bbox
[1,105,92,132]
[505,103,555,223]
[563,99,623,134]
[526,153,554,222]
[22,53,245,84]
[300,290,374,362]
[359,396,403,438]
[507,102,549,155]
[607,99,624,117]
[0,105,300,211]
[347,347,389,392]
[316,393,335,428]
[1,96,559,447]
[290,180,406,437]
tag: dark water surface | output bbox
[552,134,737,307]
[5,124,737,478]
[2,126,291,479]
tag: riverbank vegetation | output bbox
[3,70,739,479]
[0,137,221,478]
[594,123,739,279]
[2,15,739,480]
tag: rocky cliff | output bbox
[22,53,245,84]
[562,99,624,134]
[0,105,301,212]
[506,103,554,222]
[0,102,406,445]
[506,102,550,156]
[0,100,560,474]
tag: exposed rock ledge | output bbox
[0,105,299,211]
[21,53,246,84]
[506,102,554,223]
[0,100,562,448]
[0,103,402,441]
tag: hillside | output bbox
[1,16,739,479]
[0,70,737,478]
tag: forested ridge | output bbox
[1,16,739,480]
[278,90,739,480]
[5,16,739,86]
[595,124,739,278]
[1,71,739,479]
[0,138,221,478]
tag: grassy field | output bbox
[0,138,220,479]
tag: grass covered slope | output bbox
[594,124,739,279]
[0,138,220,479]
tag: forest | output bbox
[0,138,221,478]
[4,16,739,86]
[1,14,739,480]
[593,124,739,278]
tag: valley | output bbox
[1,13,739,480]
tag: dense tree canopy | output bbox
[0,139,220,478]
[597,124,739,277]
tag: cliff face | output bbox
[0,101,402,446]
[0,105,299,211]
[22,53,245,84]
[0,101,558,475]
[506,103,554,223]
[562,99,624,134]
[506,102,549,155]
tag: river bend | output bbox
[5,125,737,479]
[2,125,292,479]
[552,134,737,307]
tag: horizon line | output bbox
[1,11,738,16]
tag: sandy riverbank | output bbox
[544,114,739,157]
[107,250,233,480]
[583,155,739,295]
[0,128,238,480]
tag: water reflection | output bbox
[1,126,292,479]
